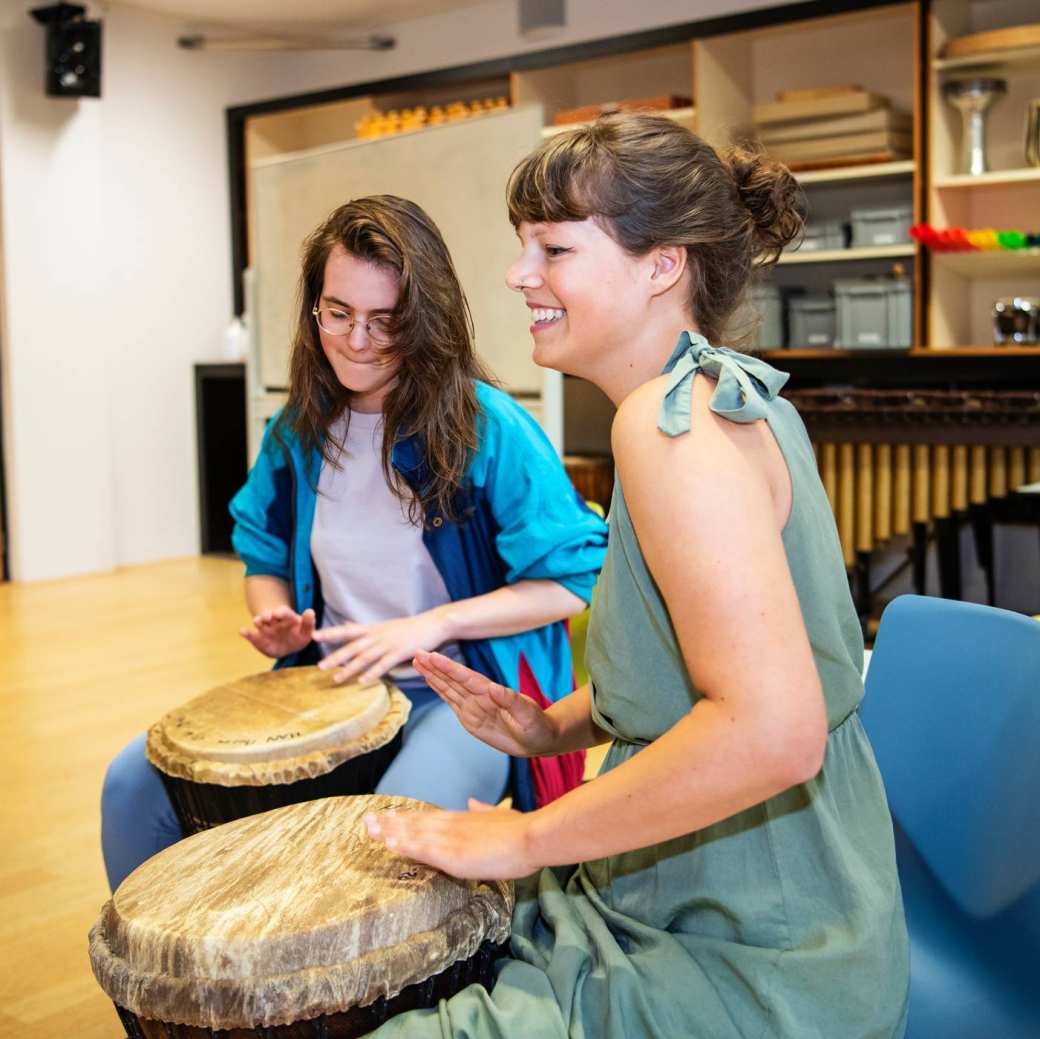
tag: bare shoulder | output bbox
[612,373,754,481]
[610,375,669,445]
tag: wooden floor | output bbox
[0,556,606,1036]
[0,557,262,1038]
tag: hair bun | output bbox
[724,146,806,263]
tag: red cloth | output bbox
[516,652,586,807]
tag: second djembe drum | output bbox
[88,795,514,1038]
[146,667,411,833]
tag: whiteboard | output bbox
[250,105,545,395]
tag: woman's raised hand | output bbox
[240,606,316,658]
[314,612,450,685]
[412,650,558,758]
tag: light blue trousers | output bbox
[100,684,509,891]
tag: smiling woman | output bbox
[360,116,910,1039]
[97,195,607,891]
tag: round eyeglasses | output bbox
[312,305,394,346]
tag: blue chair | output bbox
[861,595,1040,1038]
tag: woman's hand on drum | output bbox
[364,799,539,880]
[240,606,316,658]
[412,651,558,758]
[314,612,450,685]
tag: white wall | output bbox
[0,0,775,581]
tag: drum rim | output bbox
[88,906,511,1030]
[87,797,514,1031]
[145,679,411,787]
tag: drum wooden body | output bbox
[146,669,411,833]
[89,796,513,1037]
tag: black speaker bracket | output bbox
[29,3,86,27]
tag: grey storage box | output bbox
[834,276,912,349]
[850,205,913,248]
[789,294,837,348]
[750,283,784,350]
[799,220,847,252]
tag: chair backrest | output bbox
[861,595,1040,918]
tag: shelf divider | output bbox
[779,244,917,266]
[795,160,916,185]
[934,168,1040,189]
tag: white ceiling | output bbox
[113,0,491,29]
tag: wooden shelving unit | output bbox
[693,4,923,352]
[926,0,1040,350]
[230,0,1040,468]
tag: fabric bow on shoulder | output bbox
[658,331,789,436]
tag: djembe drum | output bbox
[88,796,513,1038]
[147,668,411,833]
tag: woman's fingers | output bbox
[318,636,374,671]
[424,672,466,712]
[414,659,470,703]
[419,668,500,731]
[255,605,295,628]
[363,807,533,880]
[414,651,504,701]
[360,652,398,686]
[414,650,480,684]
[313,621,364,642]
[418,654,537,729]
[255,612,293,632]
[334,645,393,684]
[413,653,526,732]
[365,808,439,847]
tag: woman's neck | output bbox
[595,312,700,407]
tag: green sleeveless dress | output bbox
[369,333,910,1038]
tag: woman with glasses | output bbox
[99,195,607,891]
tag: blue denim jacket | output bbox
[229,381,608,809]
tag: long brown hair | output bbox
[506,114,805,346]
[280,195,496,524]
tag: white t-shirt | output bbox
[310,409,464,684]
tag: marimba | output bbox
[790,388,1040,616]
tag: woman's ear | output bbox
[648,245,688,297]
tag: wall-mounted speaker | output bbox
[519,0,566,39]
[30,4,102,99]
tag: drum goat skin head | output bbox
[146,669,411,786]
[88,795,514,1030]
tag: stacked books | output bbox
[754,86,912,169]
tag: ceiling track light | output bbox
[177,32,395,52]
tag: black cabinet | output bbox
[195,363,247,555]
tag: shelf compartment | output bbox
[933,43,1040,72]
[512,42,694,129]
[935,168,1040,189]
[540,106,696,138]
[795,160,916,184]
[930,248,1040,275]
[779,244,917,265]
[766,346,1040,359]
